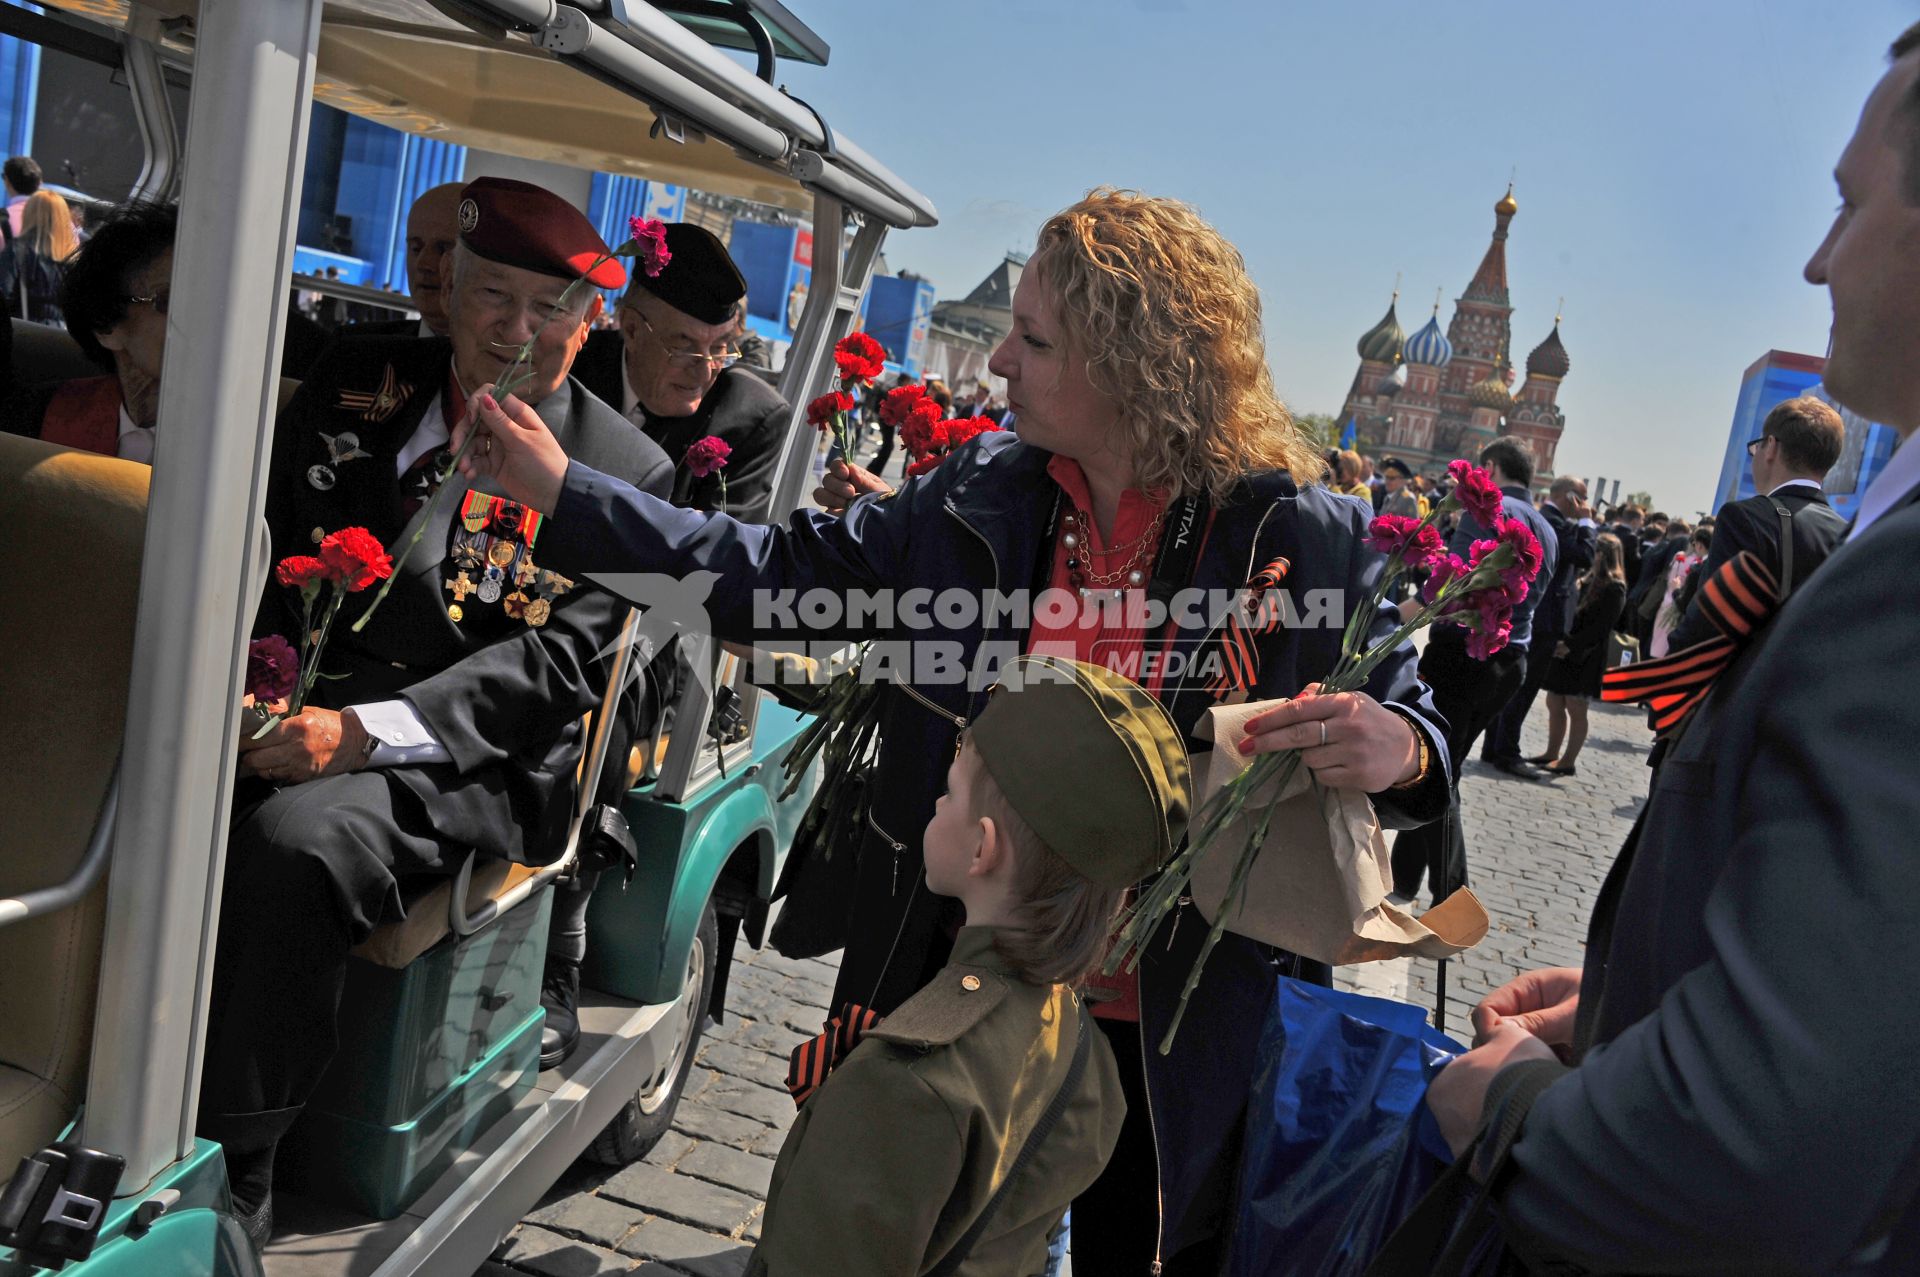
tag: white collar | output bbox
[116,397,156,464]
[1765,478,1822,496]
[620,358,641,420]
[1848,432,1920,542]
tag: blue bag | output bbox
[1227,976,1465,1277]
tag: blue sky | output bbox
[770,0,1913,514]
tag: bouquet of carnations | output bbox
[1106,460,1544,1051]
[247,526,394,735]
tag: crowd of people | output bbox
[3,18,1919,1275]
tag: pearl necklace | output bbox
[1063,505,1167,598]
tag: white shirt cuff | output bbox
[1577,517,1597,528]
[351,699,453,767]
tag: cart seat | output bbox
[0,434,148,1172]
[350,861,542,970]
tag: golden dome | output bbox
[1495,185,1517,217]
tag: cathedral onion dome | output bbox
[1376,374,1403,396]
[1403,313,1453,367]
[1356,298,1404,365]
[1495,185,1517,217]
[1526,323,1570,379]
[1469,370,1514,413]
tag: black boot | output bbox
[540,955,581,1070]
[226,1143,276,1254]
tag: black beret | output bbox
[631,223,747,326]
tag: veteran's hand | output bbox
[237,706,370,784]
[453,387,568,514]
[1473,966,1583,1051]
[813,457,891,515]
[1426,1021,1558,1158]
[1239,684,1422,792]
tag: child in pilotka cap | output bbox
[749,655,1192,1277]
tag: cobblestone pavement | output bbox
[486,698,1652,1275]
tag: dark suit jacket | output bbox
[1487,487,1920,1274]
[574,327,789,521]
[1627,532,1687,610]
[336,316,426,341]
[1534,504,1598,640]
[1610,521,1643,583]
[1667,484,1847,651]
[261,335,672,861]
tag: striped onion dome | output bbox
[1356,298,1404,364]
[1403,312,1453,367]
[1526,324,1571,378]
[1469,370,1514,413]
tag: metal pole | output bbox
[81,0,324,1196]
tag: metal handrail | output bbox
[0,764,120,930]
[449,607,641,936]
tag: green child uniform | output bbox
[749,928,1122,1276]
[748,656,1191,1277]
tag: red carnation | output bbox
[1446,460,1506,529]
[627,216,671,278]
[807,390,856,430]
[878,383,927,428]
[904,454,944,479]
[945,417,1001,450]
[275,554,332,592]
[1464,612,1513,661]
[319,527,394,593]
[833,332,888,384]
[900,402,947,458]
[685,435,731,478]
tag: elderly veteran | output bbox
[202,176,671,1253]
[574,222,789,521]
[457,188,1452,1275]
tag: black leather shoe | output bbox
[225,1143,275,1255]
[235,1193,273,1255]
[540,955,581,1070]
[1487,756,1544,781]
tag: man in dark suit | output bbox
[1424,27,1920,1270]
[1390,437,1557,901]
[954,380,1005,424]
[1484,474,1598,776]
[1608,505,1644,583]
[1667,394,1848,651]
[1624,514,1689,640]
[335,182,465,341]
[572,222,788,522]
[200,177,671,1250]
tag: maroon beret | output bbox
[456,177,627,290]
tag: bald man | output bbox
[338,181,464,339]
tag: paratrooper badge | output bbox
[336,363,413,425]
[308,429,373,490]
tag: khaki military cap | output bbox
[969,656,1191,890]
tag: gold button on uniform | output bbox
[960,975,982,992]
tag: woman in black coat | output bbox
[457,189,1454,1274]
[1535,532,1630,776]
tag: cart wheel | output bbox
[584,901,717,1166]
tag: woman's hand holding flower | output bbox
[813,457,892,515]
[453,386,569,514]
[1237,683,1422,792]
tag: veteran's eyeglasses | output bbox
[124,290,170,316]
[636,313,739,372]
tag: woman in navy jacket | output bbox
[459,190,1452,1274]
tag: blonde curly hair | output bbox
[1030,189,1320,500]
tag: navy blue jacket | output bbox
[1445,483,1559,650]
[537,431,1453,1253]
[1534,503,1598,642]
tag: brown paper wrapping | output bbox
[1187,698,1488,965]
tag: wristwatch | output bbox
[1385,708,1433,791]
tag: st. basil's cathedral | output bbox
[1339,186,1572,484]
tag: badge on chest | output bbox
[444,489,573,627]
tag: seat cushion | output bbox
[351,862,541,971]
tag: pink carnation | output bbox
[628,216,671,278]
[684,435,731,478]
[1447,459,1506,529]
[1367,514,1445,567]
[1464,613,1513,660]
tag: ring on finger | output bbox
[1318,720,1328,748]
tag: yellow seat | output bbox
[0,435,149,1172]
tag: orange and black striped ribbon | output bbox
[785,1002,882,1108]
[1600,550,1780,738]
[1207,557,1293,700]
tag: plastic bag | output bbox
[1228,977,1465,1277]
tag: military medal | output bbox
[447,604,464,622]
[452,539,485,572]
[335,364,413,424]
[503,591,530,619]
[514,556,539,588]
[523,597,552,627]
[461,489,491,533]
[487,540,516,569]
[310,429,373,489]
[307,464,336,490]
[478,569,504,604]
